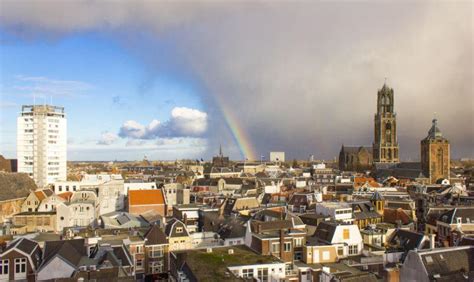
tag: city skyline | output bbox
[1,1,472,161]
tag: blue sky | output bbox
[0,32,207,160]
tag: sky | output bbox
[0,1,472,161]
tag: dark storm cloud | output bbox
[1,0,472,160]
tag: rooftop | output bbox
[174,245,282,281]
[128,189,165,205]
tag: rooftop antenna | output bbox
[50,95,53,106]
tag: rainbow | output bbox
[219,102,257,161]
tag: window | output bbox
[136,259,144,269]
[285,264,292,275]
[15,258,26,274]
[348,245,358,255]
[343,229,350,240]
[283,242,292,252]
[322,251,330,260]
[0,259,8,275]
[136,245,143,253]
[337,246,344,256]
[149,245,164,258]
[242,268,254,278]
[257,268,268,282]
[271,242,280,253]
[176,227,183,233]
[294,251,302,260]
[149,261,163,274]
[294,237,303,247]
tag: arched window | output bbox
[385,123,392,144]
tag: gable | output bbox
[38,256,76,281]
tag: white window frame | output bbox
[148,245,164,258]
[294,237,303,247]
[242,268,254,278]
[136,259,144,269]
[0,259,9,277]
[271,242,280,253]
[348,245,358,255]
[14,258,26,276]
[149,261,163,274]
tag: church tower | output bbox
[421,118,450,184]
[373,83,400,164]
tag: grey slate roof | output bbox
[144,224,168,245]
[417,246,474,280]
[312,221,338,244]
[41,239,87,269]
[389,229,427,251]
[5,237,38,255]
[371,190,384,201]
[165,219,189,238]
[438,207,474,224]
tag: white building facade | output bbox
[269,152,285,162]
[17,105,67,188]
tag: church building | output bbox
[421,118,450,184]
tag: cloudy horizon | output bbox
[0,1,472,161]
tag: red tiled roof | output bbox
[57,192,73,201]
[129,189,165,206]
[34,191,46,201]
[384,208,411,225]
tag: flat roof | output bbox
[175,245,282,281]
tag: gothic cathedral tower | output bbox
[421,118,450,184]
[373,83,400,164]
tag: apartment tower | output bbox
[17,105,67,187]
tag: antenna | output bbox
[50,95,53,106]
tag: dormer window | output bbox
[176,227,183,233]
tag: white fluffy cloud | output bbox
[97,131,119,145]
[164,107,208,137]
[118,107,207,140]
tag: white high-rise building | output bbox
[17,105,67,188]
